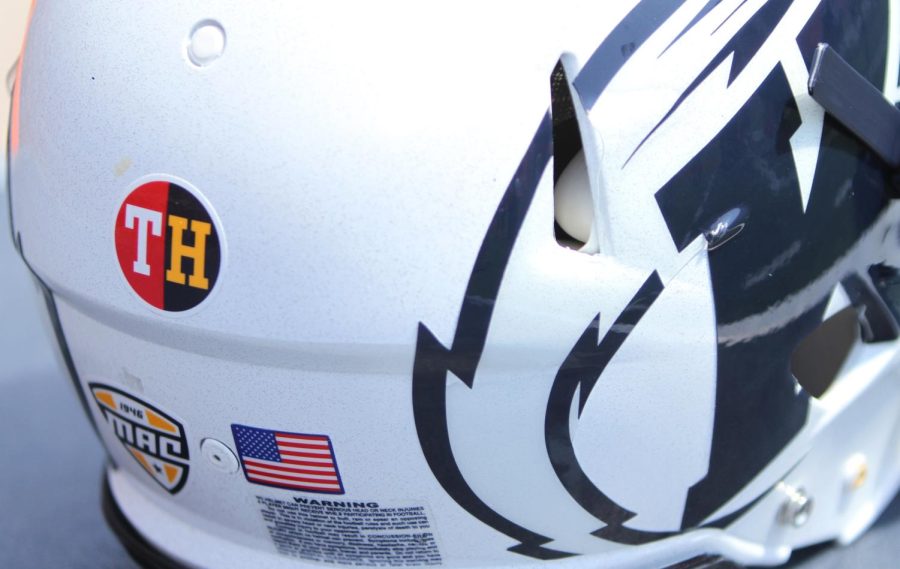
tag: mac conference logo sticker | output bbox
[115,178,221,311]
[91,384,190,494]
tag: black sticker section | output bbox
[660,0,726,57]
[410,0,777,557]
[544,270,768,545]
[593,489,765,545]
[655,16,894,526]
[712,0,751,34]
[573,0,689,110]
[411,6,688,554]
[163,183,220,312]
[415,0,897,555]
[656,66,802,254]
[797,0,889,88]
[629,0,794,164]
[545,272,665,529]
[412,114,566,561]
[257,496,442,566]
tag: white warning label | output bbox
[257,496,442,566]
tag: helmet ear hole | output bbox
[550,57,593,250]
[791,306,859,398]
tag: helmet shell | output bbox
[9,1,900,567]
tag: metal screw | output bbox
[778,484,813,528]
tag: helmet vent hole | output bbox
[790,306,859,398]
[551,59,591,249]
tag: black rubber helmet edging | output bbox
[101,470,190,569]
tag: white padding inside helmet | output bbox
[554,150,593,244]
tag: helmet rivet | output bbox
[187,21,226,67]
[777,484,813,528]
[200,438,240,474]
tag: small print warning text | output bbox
[257,496,442,566]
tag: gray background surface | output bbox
[0,2,899,568]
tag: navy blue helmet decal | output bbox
[412,0,899,559]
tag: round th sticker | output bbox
[115,180,221,312]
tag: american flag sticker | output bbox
[231,424,345,494]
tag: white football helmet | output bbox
[7,1,900,568]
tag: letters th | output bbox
[123,204,210,290]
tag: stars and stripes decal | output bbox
[231,424,344,494]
